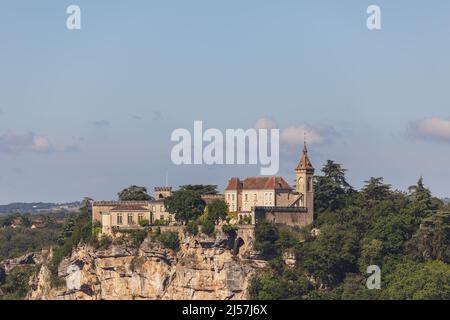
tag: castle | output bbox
[92,143,314,234]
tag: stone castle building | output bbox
[224,142,314,227]
[93,143,314,233]
[92,187,175,235]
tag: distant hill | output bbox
[0,202,80,214]
[442,198,450,204]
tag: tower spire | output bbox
[296,132,314,171]
[303,132,308,154]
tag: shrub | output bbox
[139,219,150,227]
[222,224,238,238]
[154,219,167,226]
[185,221,199,235]
[97,235,112,249]
[156,231,180,251]
[202,219,215,237]
[0,265,38,300]
[93,226,102,238]
[130,229,147,248]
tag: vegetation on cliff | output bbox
[250,160,450,300]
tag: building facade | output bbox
[93,143,315,233]
[225,143,315,227]
[92,187,175,235]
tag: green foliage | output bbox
[251,159,450,300]
[49,203,94,287]
[156,231,180,251]
[153,219,168,226]
[0,214,63,261]
[185,220,199,235]
[201,219,215,237]
[222,224,238,238]
[254,222,279,258]
[118,185,152,201]
[129,229,147,248]
[276,227,298,250]
[249,270,312,300]
[0,265,38,300]
[383,259,450,299]
[314,161,354,214]
[206,200,228,224]
[179,184,218,195]
[164,190,206,224]
[139,219,150,227]
[407,211,450,263]
[362,177,392,204]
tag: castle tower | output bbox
[295,140,315,223]
[154,187,172,199]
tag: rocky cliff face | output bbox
[28,228,267,300]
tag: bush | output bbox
[156,231,179,251]
[255,221,279,258]
[154,219,168,226]
[130,229,147,248]
[185,221,199,235]
[96,235,112,249]
[202,219,215,237]
[222,224,238,238]
[139,219,150,227]
[0,265,38,300]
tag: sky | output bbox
[1,0,450,203]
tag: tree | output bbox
[118,186,152,201]
[164,190,205,224]
[383,259,450,300]
[206,200,228,224]
[314,160,353,213]
[362,177,392,203]
[408,177,435,212]
[254,221,279,258]
[179,185,218,195]
[408,211,450,263]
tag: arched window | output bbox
[307,177,312,192]
[298,177,304,191]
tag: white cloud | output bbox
[280,125,330,145]
[32,135,52,153]
[0,132,79,155]
[255,118,336,146]
[0,132,52,154]
[408,117,450,143]
[255,118,277,130]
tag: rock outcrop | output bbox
[29,228,267,300]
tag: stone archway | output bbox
[233,237,245,255]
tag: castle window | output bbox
[117,213,123,225]
[160,215,164,220]
[307,177,312,192]
[232,194,235,201]
[253,194,257,201]
[160,205,164,212]
[245,194,248,202]
[127,213,133,225]
[138,213,144,223]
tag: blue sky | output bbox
[1,1,450,203]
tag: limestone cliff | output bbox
[28,227,267,300]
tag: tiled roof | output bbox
[296,143,314,170]
[226,176,292,191]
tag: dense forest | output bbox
[0,212,66,261]
[249,160,450,299]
